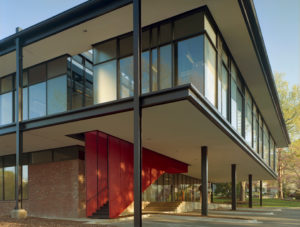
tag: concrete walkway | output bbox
[82,207,300,226]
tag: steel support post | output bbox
[15,30,23,210]
[260,180,263,206]
[231,164,237,210]
[249,174,253,208]
[201,146,208,216]
[133,0,142,226]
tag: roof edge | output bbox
[238,0,290,146]
[0,0,132,56]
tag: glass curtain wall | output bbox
[231,63,243,135]
[142,173,201,202]
[0,157,28,201]
[0,75,13,125]
[245,88,252,145]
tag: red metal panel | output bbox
[86,131,188,218]
[97,132,108,209]
[85,131,98,217]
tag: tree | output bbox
[275,73,300,199]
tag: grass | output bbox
[213,197,300,207]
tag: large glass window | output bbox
[253,105,259,153]
[159,44,172,90]
[4,166,15,200]
[22,165,28,200]
[231,64,243,135]
[0,75,14,125]
[218,63,228,119]
[177,35,204,94]
[174,12,203,40]
[142,51,150,94]
[94,39,117,64]
[259,115,263,157]
[47,75,67,115]
[245,89,252,145]
[151,49,158,92]
[0,92,13,125]
[23,88,28,120]
[120,56,134,98]
[270,137,275,170]
[263,124,270,165]
[204,37,216,106]
[29,82,46,119]
[94,60,117,103]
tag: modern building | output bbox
[0,0,289,224]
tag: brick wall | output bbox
[0,159,86,218]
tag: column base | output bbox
[10,209,27,219]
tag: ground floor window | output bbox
[142,173,201,202]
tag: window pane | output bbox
[159,44,172,89]
[204,37,216,106]
[85,68,94,106]
[159,23,172,45]
[0,92,13,125]
[23,88,28,120]
[94,60,117,103]
[142,30,150,51]
[120,56,134,98]
[177,36,204,94]
[71,59,84,109]
[1,75,13,93]
[151,27,158,47]
[221,65,228,118]
[245,89,252,145]
[29,82,46,119]
[28,64,46,85]
[204,16,216,46]
[94,39,117,64]
[22,165,28,200]
[270,138,274,170]
[263,124,270,164]
[174,12,203,40]
[120,36,133,57]
[47,56,67,79]
[47,75,67,115]
[151,49,158,91]
[237,90,243,135]
[231,79,237,130]
[4,166,15,200]
[142,51,150,94]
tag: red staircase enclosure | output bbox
[85,131,188,218]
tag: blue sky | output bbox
[0,0,299,86]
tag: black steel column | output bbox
[201,146,208,216]
[133,0,142,226]
[15,29,23,210]
[248,174,253,208]
[231,164,237,210]
[260,180,263,207]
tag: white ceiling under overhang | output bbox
[0,100,274,182]
[0,0,287,148]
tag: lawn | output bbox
[213,197,300,207]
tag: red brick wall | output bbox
[0,159,86,218]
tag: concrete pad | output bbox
[10,209,28,219]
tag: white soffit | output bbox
[0,0,286,147]
[0,100,275,182]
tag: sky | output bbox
[0,0,299,86]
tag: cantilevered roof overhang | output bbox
[0,0,289,148]
[0,84,277,182]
